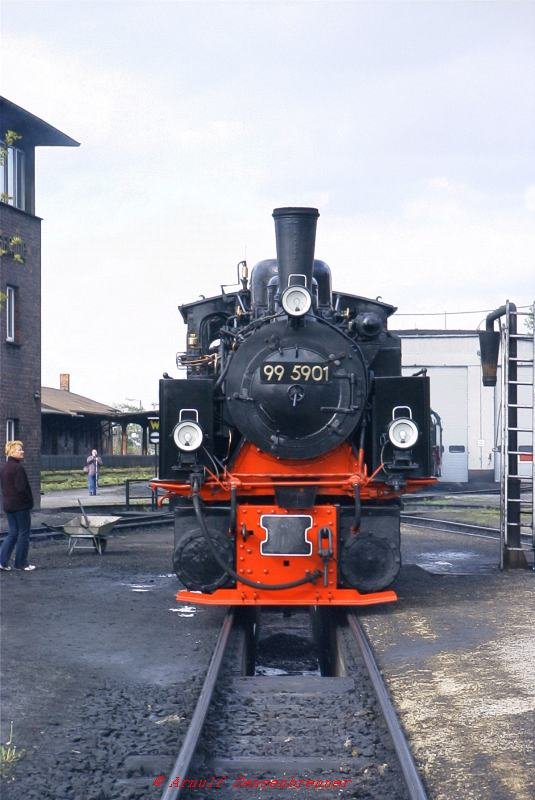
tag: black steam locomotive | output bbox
[151,207,435,607]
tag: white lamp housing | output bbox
[387,407,419,450]
[281,285,312,317]
[173,420,203,452]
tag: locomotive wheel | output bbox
[340,534,399,592]
[173,527,234,593]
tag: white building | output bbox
[398,330,533,484]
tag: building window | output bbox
[6,419,17,443]
[6,285,15,342]
[0,144,26,210]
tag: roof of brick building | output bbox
[41,387,118,416]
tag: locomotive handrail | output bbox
[222,309,285,343]
[157,491,172,508]
[152,471,435,502]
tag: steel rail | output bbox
[347,612,428,800]
[401,514,499,538]
[160,609,235,800]
[404,489,499,498]
[401,514,532,542]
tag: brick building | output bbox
[0,97,78,508]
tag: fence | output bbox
[125,479,158,510]
[41,454,157,470]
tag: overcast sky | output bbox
[2,0,534,409]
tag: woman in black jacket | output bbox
[0,441,36,571]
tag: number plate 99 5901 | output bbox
[260,363,331,383]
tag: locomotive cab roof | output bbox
[178,291,240,323]
[333,291,397,319]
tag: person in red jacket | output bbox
[0,441,36,571]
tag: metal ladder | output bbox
[500,301,535,569]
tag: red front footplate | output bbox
[176,586,397,606]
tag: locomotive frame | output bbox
[151,207,436,606]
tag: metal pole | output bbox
[500,325,506,570]
[532,302,535,564]
[483,302,527,568]
[505,303,526,567]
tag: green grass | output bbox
[415,507,500,526]
[41,467,155,493]
[0,723,25,778]
[407,498,500,527]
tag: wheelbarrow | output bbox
[63,500,122,555]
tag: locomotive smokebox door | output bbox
[225,321,367,459]
[158,378,214,479]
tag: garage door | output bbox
[402,366,468,483]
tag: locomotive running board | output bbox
[176,587,397,606]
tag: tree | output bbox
[113,400,146,454]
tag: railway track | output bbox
[343,614,427,800]
[154,608,428,800]
[401,513,533,543]
[0,511,174,543]
[14,510,530,546]
[401,514,501,538]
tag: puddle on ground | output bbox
[122,583,154,592]
[169,605,197,617]
[433,550,478,560]
[120,574,175,593]
[416,551,497,575]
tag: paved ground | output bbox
[362,526,534,800]
[0,490,533,799]
[0,485,154,534]
[41,485,130,507]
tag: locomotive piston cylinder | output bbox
[272,207,319,296]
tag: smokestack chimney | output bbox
[60,373,70,392]
[272,207,319,296]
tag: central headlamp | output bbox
[281,285,312,317]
